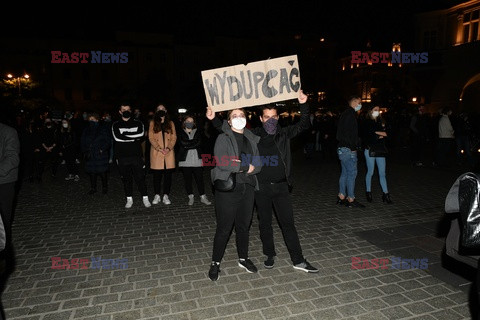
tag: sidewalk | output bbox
[1,149,476,319]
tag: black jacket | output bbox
[212,102,310,186]
[336,107,359,150]
[177,128,203,162]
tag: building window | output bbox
[464,24,470,43]
[83,88,91,100]
[473,22,479,41]
[463,9,480,43]
[65,88,72,101]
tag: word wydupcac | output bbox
[51,51,129,63]
[351,257,428,269]
[201,55,301,112]
[51,257,128,269]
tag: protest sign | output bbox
[201,55,301,112]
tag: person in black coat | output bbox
[81,113,111,194]
[59,119,80,181]
[177,115,211,206]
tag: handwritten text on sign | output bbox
[201,55,301,112]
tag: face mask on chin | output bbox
[231,117,246,130]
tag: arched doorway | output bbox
[460,73,480,112]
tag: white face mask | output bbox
[231,117,246,130]
[62,123,68,128]
[372,111,380,118]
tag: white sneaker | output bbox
[200,194,211,205]
[74,175,80,182]
[152,194,161,205]
[60,160,66,165]
[65,174,74,181]
[188,194,194,206]
[162,194,171,205]
[143,196,151,208]
[75,159,80,164]
[125,197,133,209]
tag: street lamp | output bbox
[6,73,30,96]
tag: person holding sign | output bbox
[207,108,262,281]
[207,90,319,273]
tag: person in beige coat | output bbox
[149,104,177,205]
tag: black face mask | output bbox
[156,110,166,117]
[122,111,131,119]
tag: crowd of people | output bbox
[2,93,479,283]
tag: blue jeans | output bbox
[364,149,388,193]
[338,147,358,199]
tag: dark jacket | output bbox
[0,123,20,184]
[336,107,359,150]
[211,121,262,190]
[81,123,111,173]
[111,118,144,159]
[177,128,203,162]
[211,102,310,187]
[362,118,387,150]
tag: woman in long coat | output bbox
[149,104,177,205]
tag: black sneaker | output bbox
[238,258,258,273]
[293,259,319,273]
[208,262,220,281]
[264,256,274,269]
[345,199,365,208]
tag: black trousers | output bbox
[117,156,147,197]
[152,169,173,195]
[255,182,304,265]
[181,166,205,195]
[212,183,255,262]
[64,147,78,175]
[89,172,108,192]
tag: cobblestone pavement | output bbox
[1,149,477,319]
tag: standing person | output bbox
[149,104,176,205]
[452,112,474,167]
[177,115,211,205]
[38,118,60,179]
[81,113,111,194]
[336,96,365,208]
[59,119,80,182]
[112,104,151,208]
[409,105,428,167]
[362,106,392,204]
[207,90,318,273]
[436,108,455,168]
[0,121,20,320]
[206,108,262,281]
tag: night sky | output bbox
[4,0,462,54]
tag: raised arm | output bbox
[284,90,311,139]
